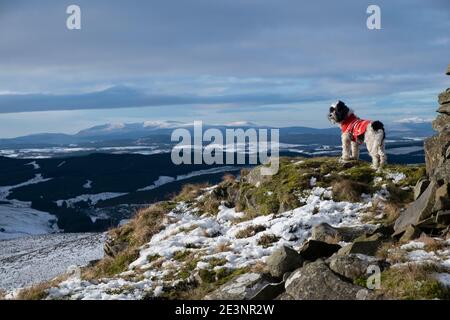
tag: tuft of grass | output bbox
[16,275,68,300]
[381,264,450,300]
[83,203,168,280]
[173,250,193,262]
[257,234,280,247]
[175,183,210,203]
[342,164,376,184]
[235,225,266,239]
[83,249,139,280]
[332,179,372,202]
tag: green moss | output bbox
[208,257,227,268]
[173,250,192,262]
[147,254,161,263]
[342,164,375,184]
[385,165,426,187]
[381,266,450,300]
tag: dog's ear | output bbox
[335,101,349,114]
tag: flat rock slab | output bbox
[394,181,436,234]
[204,273,269,300]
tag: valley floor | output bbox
[0,233,105,292]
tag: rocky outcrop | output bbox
[394,66,450,235]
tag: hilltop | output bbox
[7,156,450,300]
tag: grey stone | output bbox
[394,181,437,234]
[285,260,370,300]
[432,114,450,132]
[204,273,269,300]
[311,222,375,243]
[275,292,294,300]
[438,88,450,105]
[266,246,303,278]
[438,104,450,115]
[436,211,450,225]
[337,233,383,256]
[425,133,450,179]
[329,254,382,281]
[400,225,421,242]
[299,240,341,261]
[249,280,286,300]
[433,183,450,212]
[414,178,430,201]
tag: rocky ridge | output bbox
[6,65,450,301]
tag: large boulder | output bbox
[285,260,369,300]
[394,181,437,234]
[311,222,375,243]
[204,273,269,300]
[299,240,341,261]
[266,246,303,278]
[329,254,384,281]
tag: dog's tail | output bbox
[371,121,385,141]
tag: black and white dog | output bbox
[328,100,386,169]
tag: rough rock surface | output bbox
[394,181,437,234]
[311,222,375,243]
[337,233,383,256]
[205,273,269,300]
[329,254,384,281]
[299,240,341,260]
[285,260,368,300]
[414,178,430,201]
[266,246,303,278]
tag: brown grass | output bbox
[332,179,371,202]
[381,263,450,299]
[83,203,167,280]
[16,275,68,300]
[175,183,209,202]
[222,173,236,183]
[214,242,232,253]
[257,234,280,247]
[417,234,448,252]
[235,225,266,239]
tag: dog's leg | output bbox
[365,136,379,169]
[378,141,387,168]
[351,141,360,160]
[341,133,352,161]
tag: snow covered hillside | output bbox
[7,157,448,300]
[0,233,105,292]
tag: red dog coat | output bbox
[340,113,371,144]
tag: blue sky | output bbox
[0,0,449,138]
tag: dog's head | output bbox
[328,100,350,124]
